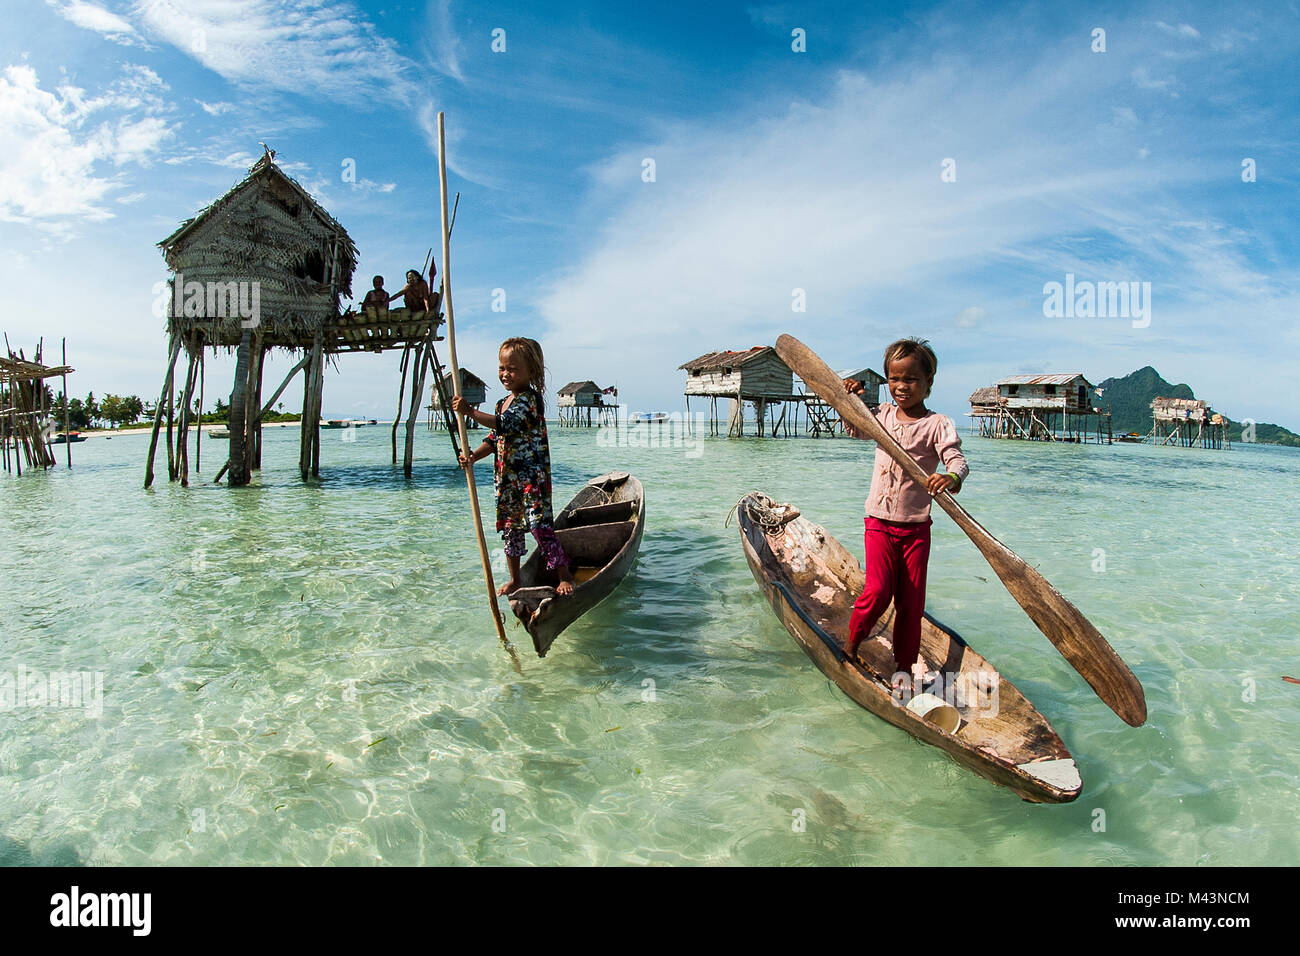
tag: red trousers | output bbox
[847,516,931,671]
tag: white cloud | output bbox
[1156,21,1201,39]
[536,38,1284,412]
[47,0,144,45]
[955,307,987,328]
[425,0,464,82]
[132,0,419,103]
[196,99,234,115]
[0,64,174,233]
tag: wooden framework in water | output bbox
[1,337,73,475]
[1148,396,1229,449]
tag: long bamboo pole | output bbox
[438,111,519,671]
[61,338,70,468]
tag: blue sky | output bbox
[2,0,1297,426]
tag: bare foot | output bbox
[497,579,520,596]
[555,568,576,597]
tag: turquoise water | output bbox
[1,422,1297,865]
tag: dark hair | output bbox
[883,338,937,378]
[372,275,384,285]
[883,338,938,398]
[500,337,547,415]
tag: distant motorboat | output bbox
[207,427,231,438]
[51,431,87,444]
[629,412,670,425]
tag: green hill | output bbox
[1097,367,1299,447]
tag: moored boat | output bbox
[507,472,645,658]
[51,431,87,444]
[737,492,1081,803]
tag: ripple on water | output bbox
[0,429,1296,864]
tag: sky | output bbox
[2,0,1298,427]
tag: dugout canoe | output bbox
[508,471,645,658]
[737,492,1082,803]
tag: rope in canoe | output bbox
[724,492,800,534]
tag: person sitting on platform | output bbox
[390,269,430,313]
[361,275,389,314]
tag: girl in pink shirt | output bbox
[843,338,968,690]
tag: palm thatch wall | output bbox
[158,155,357,346]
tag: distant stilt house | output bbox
[1148,397,1229,449]
[802,366,885,437]
[557,381,618,426]
[968,374,1111,443]
[680,346,802,437]
[146,151,450,488]
[428,368,487,430]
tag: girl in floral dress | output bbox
[453,338,575,596]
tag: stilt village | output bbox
[3,153,1236,481]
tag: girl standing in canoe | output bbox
[453,337,576,597]
[842,338,968,691]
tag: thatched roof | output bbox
[969,386,1001,406]
[158,154,358,342]
[558,380,601,395]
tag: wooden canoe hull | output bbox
[739,494,1081,804]
[509,472,645,657]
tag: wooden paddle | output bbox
[437,111,521,674]
[774,334,1146,726]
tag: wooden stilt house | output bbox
[1149,397,1228,449]
[967,373,1111,443]
[557,381,617,426]
[428,368,488,430]
[680,347,801,437]
[146,152,449,487]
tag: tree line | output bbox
[48,389,299,430]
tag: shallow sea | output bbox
[1,421,1296,865]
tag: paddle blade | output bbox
[774,333,1147,726]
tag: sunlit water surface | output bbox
[1,423,1296,865]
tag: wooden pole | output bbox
[145,333,181,488]
[61,338,71,468]
[228,329,252,486]
[392,343,411,464]
[195,337,203,472]
[438,111,518,671]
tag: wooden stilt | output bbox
[166,363,176,482]
[300,346,313,480]
[195,336,203,472]
[177,339,198,486]
[228,329,252,486]
[252,341,267,469]
[392,343,411,465]
[403,339,429,477]
[145,333,182,489]
[309,337,323,477]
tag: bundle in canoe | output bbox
[508,471,645,658]
[738,493,1082,804]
